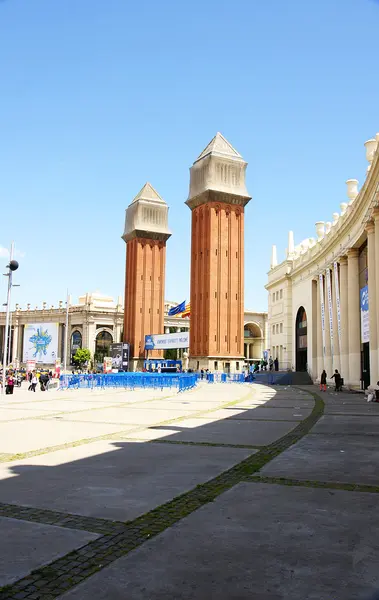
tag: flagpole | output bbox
[63,290,69,375]
[2,242,19,395]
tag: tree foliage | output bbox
[73,348,91,368]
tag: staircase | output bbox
[253,371,313,386]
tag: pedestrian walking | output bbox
[6,372,15,395]
[30,372,38,392]
[320,369,327,392]
[274,357,279,371]
[269,356,274,371]
[331,369,342,392]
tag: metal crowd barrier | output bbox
[60,372,198,392]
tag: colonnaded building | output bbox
[0,292,267,368]
[266,132,379,389]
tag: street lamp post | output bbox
[2,242,19,395]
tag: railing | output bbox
[178,374,198,392]
[60,372,198,392]
[60,371,248,392]
[204,373,246,383]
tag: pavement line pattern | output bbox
[0,387,257,464]
[245,475,379,494]
[0,388,323,600]
[144,439,262,449]
[0,503,126,536]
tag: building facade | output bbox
[266,132,379,388]
[0,293,267,369]
[186,133,251,373]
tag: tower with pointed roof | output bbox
[186,133,251,373]
[122,182,171,370]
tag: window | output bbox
[272,325,275,335]
[276,291,279,301]
[280,289,283,299]
[276,324,279,334]
[272,293,275,302]
[280,323,283,333]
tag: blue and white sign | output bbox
[360,285,369,343]
[145,331,189,351]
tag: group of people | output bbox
[251,356,279,373]
[28,370,52,392]
[320,369,343,392]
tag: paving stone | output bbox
[261,432,379,485]
[0,516,98,587]
[312,414,379,435]
[56,482,379,600]
[0,441,251,521]
[165,417,299,446]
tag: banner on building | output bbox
[326,268,334,363]
[319,274,326,360]
[360,285,369,343]
[333,261,342,350]
[110,343,129,370]
[145,331,189,351]
[26,360,36,373]
[23,323,59,364]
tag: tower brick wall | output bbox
[124,238,166,362]
[186,133,251,373]
[122,183,171,370]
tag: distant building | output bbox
[0,291,267,367]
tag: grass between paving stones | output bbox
[0,387,323,600]
[245,475,379,494]
[148,439,262,450]
[0,386,257,464]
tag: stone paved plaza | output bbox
[0,382,378,599]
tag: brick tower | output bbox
[122,183,171,370]
[186,133,251,373]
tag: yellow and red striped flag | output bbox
[181,303,190,318]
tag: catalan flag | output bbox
[181,303,190,318]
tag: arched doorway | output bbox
[70,330,82,364]
[296,307,307,372]
[94,330,113,363]
[244,322,263,361]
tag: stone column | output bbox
[366,221,378,383]
[323,272,332,379]
[12,323,19,362]
[373,209,379,376]
[316,276,323,376]
[347,249,361,387]
[339,256,349,383]
[331,265,341,373]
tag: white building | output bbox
[266,132,379,388]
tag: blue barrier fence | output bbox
[60,372,198,392]
[202,373,246,383]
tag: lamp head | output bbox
[8,260,19,272]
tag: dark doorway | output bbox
[296,306,308,372]
[361,342,370,390]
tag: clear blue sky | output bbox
[1,0,379,313]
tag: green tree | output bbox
[73,348,91,369]
[164,349,177,360]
